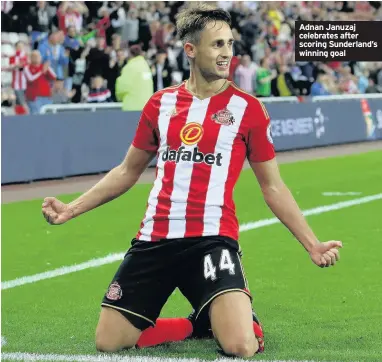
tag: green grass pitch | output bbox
[2,150,382,361]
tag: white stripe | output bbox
[138,92,178,241]
[1,353,313,362]
[166,97,211,239]
[2,193,381,290]
[203,95,248,236]
[1,336,7,347]
[1,253,125,290]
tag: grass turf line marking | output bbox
[1,253,124,290]
[2,193,382,291]
[322,192,362,196]
[1,353,315,362]
[2,336,7,346]
[239,193,382,231]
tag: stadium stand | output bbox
[1,1,382,115]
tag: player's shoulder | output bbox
[150,82,184,100]
[229,82,270,122]
[230,82,269,117]
[230,82,265,106]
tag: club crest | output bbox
[106,281,123,301]
[212,108,235,126]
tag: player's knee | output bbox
[95,331,135,352]
[220,336,258,358]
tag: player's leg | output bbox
[95,307,141,352]
[95,240,178,352]
[209,291,258,357]
[178,237,262,358]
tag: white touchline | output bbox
[322,192,363,196]
[2,193,382,291]
[1,352,315,362]
[1,253,125,290]
[1,336,7,347]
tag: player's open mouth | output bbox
[217,61,229,70]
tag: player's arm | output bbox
[246,99,342,267]
[42,97,159,225]
[67,146,155,218]
[250,158,319,253]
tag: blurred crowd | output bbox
[1,1,382,115]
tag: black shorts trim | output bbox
[101,303,155,328]
[196,288,252,319]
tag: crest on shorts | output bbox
[212,108,235,126]
[106,281,123,301]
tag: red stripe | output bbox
[184,92,232,238]
[150,87,193,241]
[218,90,250,241]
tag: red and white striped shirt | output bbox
[133,81,275,242]
[9,51,28,91]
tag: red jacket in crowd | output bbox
[24,64,56,101]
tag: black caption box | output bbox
[295,21,382,61]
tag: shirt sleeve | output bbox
[132,95,160,153]
[246,98,275,163]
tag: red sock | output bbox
[136,318,193,348]
[253,320,263,338]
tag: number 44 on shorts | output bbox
[204,249,235,281]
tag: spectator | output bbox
[84,37,109,84]
[95,7,111,41]
[106,49,127,101]
[151,20,166,50]
[24,50,56,114]
[30,1,53,33]
[232,28,246,56]
[38,31,69,81]
[9,41,28,113]
[256,57,276,97]
[310,72,333,96]
[138,10,153,52]
[177,50,190,81]
[365,76,380,94]
[64,26,82,50]
[338,66,359,94]
[251,36,267,65]
[71,46,89,103]
[57,2,88,34]
[115,44,153,111]
[121,9,140,45]
[52,79,76,104]
[271,64,297,97]
[108,34,124,62]
[358,70,369,94]
[228,54,241,82]
[235,54,256,93]
[152,49,173,92]
[87,75,112,103]
[107,2,127,44]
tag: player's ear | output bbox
[184,43,196,60]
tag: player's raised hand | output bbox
[42,197,73,225]
[309,241,342,268]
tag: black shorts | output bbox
[101,236,251,330]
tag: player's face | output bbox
[193,21,234,81]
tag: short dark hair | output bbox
[176,3,232,46]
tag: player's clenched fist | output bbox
[309,240,342,268]
[42,197,73,225]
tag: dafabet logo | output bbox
[161,123,223,166]
[180,123,204,145]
